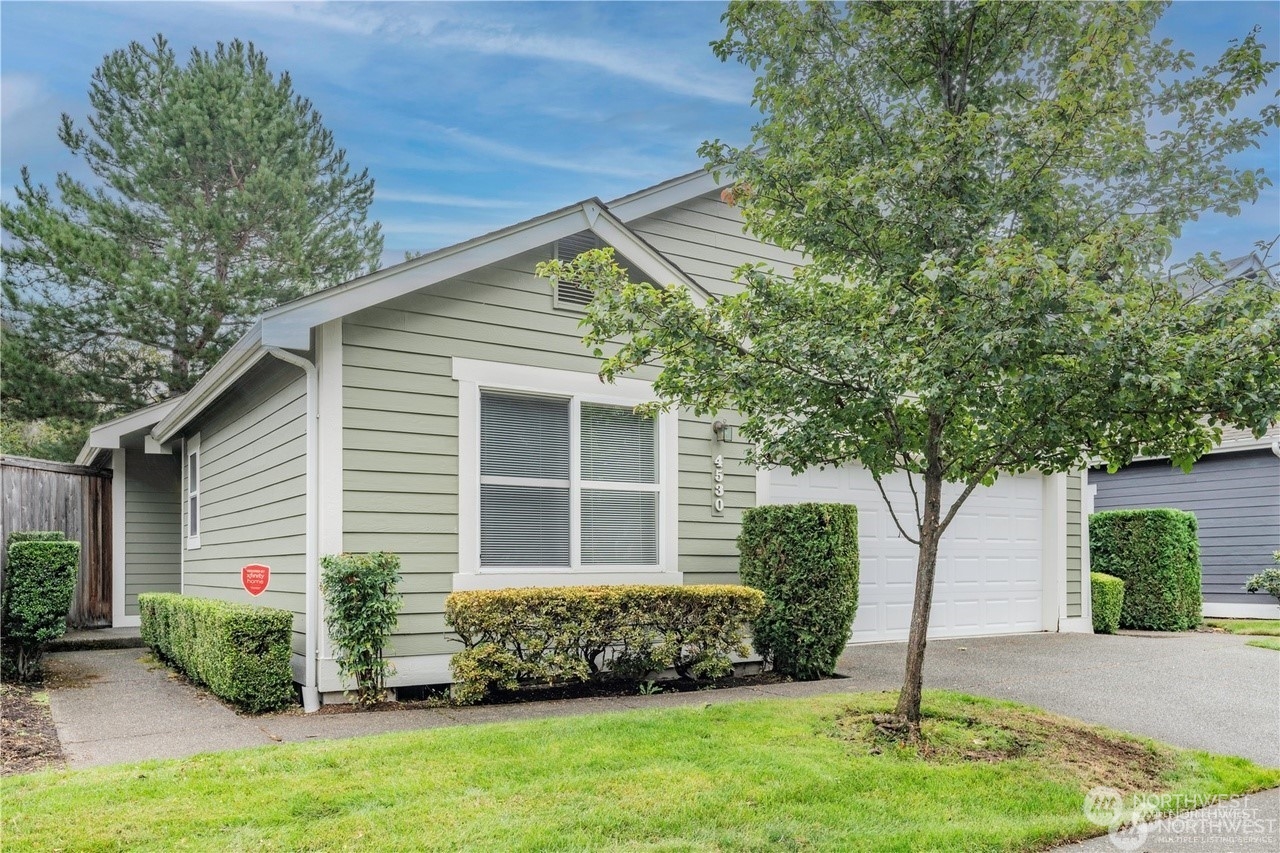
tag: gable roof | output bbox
[147,171,725,443]
[1175,252,1278,300]
[75,395,186,466]
[259,196,713,349]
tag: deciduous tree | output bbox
[540,0,1280,735]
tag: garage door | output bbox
[768,465,1044,642]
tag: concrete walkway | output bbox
[44,632,1278,847]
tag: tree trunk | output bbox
[893,418,946,734]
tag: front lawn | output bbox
[3,691,1276,852]
[1204,618,1280,636]
[1246,638,1280,651]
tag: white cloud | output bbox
[1,74,49,122]
[417,121,676,180]
[219,2,748,104]
[376,188,529,209]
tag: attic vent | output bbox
[553,231,604,311]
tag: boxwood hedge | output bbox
[1089,509,1202,631]
[738,502,859,680]
[2,533,80,680]
[139,593,295,713]
[1090,572,1125,634]
[445,585,764,704]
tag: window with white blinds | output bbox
[478,391,659,568]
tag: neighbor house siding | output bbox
[1090,450,1280,605]
[181,359,308,653]
[1064,471,1083,617]
[123,448,181,615]
[342,245,754,660]
[628,192,805,298]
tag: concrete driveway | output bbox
[835,630,1280,766]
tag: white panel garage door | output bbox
[768,465,1044,642]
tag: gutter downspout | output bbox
[266,347,322,713]
[1272,441,1280,460]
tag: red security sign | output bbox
[241,563,270,597]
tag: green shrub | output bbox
[445,585,765,704]
[1089,509,1202,631]
[138,593,295,713]
[6,531,67,543]
[1,535,80,681]
[321,552,403,708]
[1244,553,1280,603]
[738,503,860,680]
[1090,572,1125,634]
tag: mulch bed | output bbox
[1,682,65,776]
[313,670,841,715]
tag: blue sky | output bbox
[2,1,1277,268]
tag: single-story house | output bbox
[1089,254,1280,620]
[1090,424,1280,619]
[78,169,1095,709]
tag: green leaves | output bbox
[2,34,383,443]
[320,552,403,708]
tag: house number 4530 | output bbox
[712,454,725,516]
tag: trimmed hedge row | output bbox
[1090,572,1125,634]
[739,503,859,680]
[2,533,80,681]
[445,585,764,704]
[1089,509,1202,631]
[139,593,296,713]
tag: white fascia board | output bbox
[587,203,713,306]
[261,204,598,349]
[608,169,722,222]
[152,322,267,444]
[75,396,186,464]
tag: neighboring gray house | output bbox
[79,170,1095,708]
[1089,254,1280,620]
[1091,425,1280,619]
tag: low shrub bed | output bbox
[139,593,295,713]
[1090,509,1202,631]
[445,585,764,704]
[1090,572,1124,634]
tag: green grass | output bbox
[1204,619,1280,636]
[3,691,1276,852]
[1246,638,1280,651]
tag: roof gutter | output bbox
[264,346,322,714]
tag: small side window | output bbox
[186,434,201,549]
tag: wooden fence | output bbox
[0,455,113,628]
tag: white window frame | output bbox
[186,433,202,550]
[452,358,680,590]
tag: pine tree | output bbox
[2,35,383,438]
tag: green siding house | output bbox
[78,170,1095,710]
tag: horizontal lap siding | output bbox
[1089,450,1280,604]
[343,245,757,659]
[628,193,805,298]
[1065,472,1082,617]
[678,418,753,584]
[124,449,181,615]
[183,360,308,653]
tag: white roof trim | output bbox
[259,198,712,350]
[74,396,186,465]
[152,322,268,444]
[608,169,723,222]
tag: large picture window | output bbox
[479,392,658,567]
[453,358,677,583]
